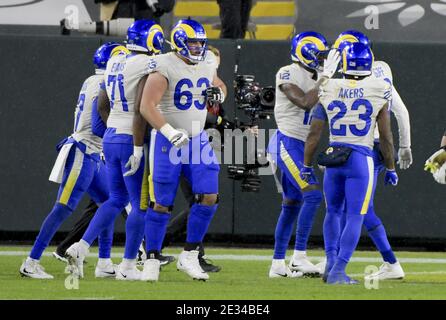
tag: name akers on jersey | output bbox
[338,88,364,99]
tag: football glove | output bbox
[397,147,413,170]
[206,87,225,104]
[160,123,189,148]
[433,162,446,184]
[424,147,446,173]
[123,146,143,177]
[321,49,341,79]
[300,165,317,183]
[384,169,398,186]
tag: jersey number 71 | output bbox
[107,74,128,111]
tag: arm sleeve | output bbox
[311,103,328,122]
[390,86,411,148]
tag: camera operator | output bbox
[226,74,275,192]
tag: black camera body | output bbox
[227,76,275,192]
[234,75,275,122]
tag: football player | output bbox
[266,32,340,278]
[303,42,397,284]
[138,19,226,281]
[65,20,165,280]
[19,42,125,279]
[330,30,410,280]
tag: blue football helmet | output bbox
[341,42,373,76]
[291,31,329,71]
[93,42,129,70]
[126,19,164,54]
[170,19,207,63]
[333,30,371,53]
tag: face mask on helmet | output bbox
[291,32,328,72]
[171,20,208,63]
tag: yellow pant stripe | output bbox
[279,142,309,189]
[360,157,375,215]
[139,145,149,210]
[148,130,156,203]
[59,149,83,205]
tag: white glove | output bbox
[321,49,341,79]
[433,162,446,184]
[397,147,413,170]
[123,146,143,177]
[424,148,446,173]
[160,123,190,148]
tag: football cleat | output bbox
[327,271,359,285]
[177,250,209,281]
[315,258,327,275]
[289,253,322,277]
[141,259,160,282]
[95,259,117,278]
[364,262,405,281]
[269,259,303,278]
[52,251,68,263]
[20,258,54,279]
[159,254,175,267]
[199,255,221,273]
[116,263,142,281]
[65,242,89,278]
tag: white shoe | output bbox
[289,253,321,276]
[315,258,327,275]
[177,250,209,281]
[52,251,68,263]
[65,242,89,278]
[269,259,303,278]
[141,259,160,282]
[365,261,405,280]
[95,259,117,278]
[20,258,54,279]
[116,263,142,281]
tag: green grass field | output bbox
[1,246,446,300]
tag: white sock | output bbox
[79,239,90,251]
[122,258,136,269]
[27,257,38,263]
[272,259,285,265]
[97,258,111,267]
[294,250,307,257]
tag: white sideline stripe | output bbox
[350,271,446,277]
[2,251,446,264]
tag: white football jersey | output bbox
[105,53,152,135]
[147,52,217,137]
[274,63,319,141]
[71,74,104,154]
[371,60,411,148]
[319,77,391,149]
